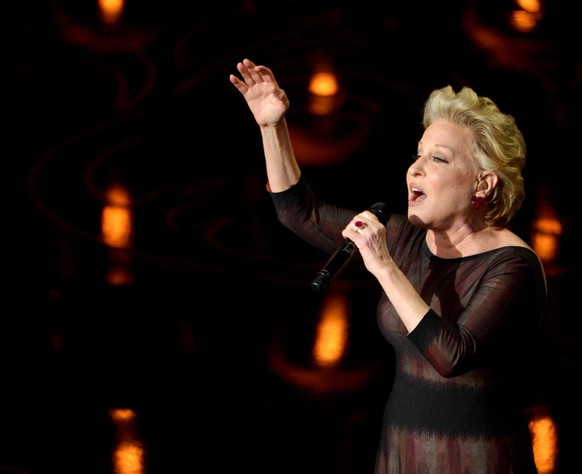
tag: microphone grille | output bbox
[369,202,389,225]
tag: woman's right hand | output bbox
[229,59,289,127]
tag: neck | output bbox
[427,224,491,258]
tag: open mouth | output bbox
[409,187,426,203]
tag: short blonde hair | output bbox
[423,86,526,227]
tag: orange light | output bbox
[312,292,349,368]
[510,10,539,32]
[110,409,145,474]
[517,0,541,13]
[99,0,124,25]
[529,414,558,473]
[308,70,340,116]
[511,0,542,32]
[101,183,133,285]
[101,184,132,249]
[531,216,562,263]
[308,71,339,97]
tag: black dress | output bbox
[270,177,546,474]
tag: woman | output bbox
[230,58,546,473]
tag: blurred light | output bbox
[511,0,542,32]
[101,183,133,285]
[531,215,562,264]
[511,10,539,32]
[517,0,541,13]
[308,71,339,97]
[107,265,133,286]
[529,414,558,473]
[102,184,132,249]
[99,0,124,25]
[312,292,349,368]
[110,408,145,474]
[308,70,340,116]
[531,182,562,265]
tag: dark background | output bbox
[8,1,580,473]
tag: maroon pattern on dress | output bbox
[270,177,545,474]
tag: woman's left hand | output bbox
[342,211,393,276]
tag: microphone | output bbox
[311,202,388,293]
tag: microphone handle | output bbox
[310,241,357,293]
[310,202,388,293]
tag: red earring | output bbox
[471,195,485,209]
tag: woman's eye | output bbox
[412,154,447,163]
[432,155,447,163]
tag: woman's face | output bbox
[406,119,480,230]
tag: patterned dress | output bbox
[270,177,546,474]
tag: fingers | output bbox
[231,59,284,108]
[354,220,366,232]
[235,59,276,85]
[242,58,256,69]
[350,210,381,233]
[249,65,275,86]
[229,73,246,91]
[341,217,369,242]
[346,219,367,240]
[237,60,255,85]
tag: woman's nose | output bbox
[408,158,423,176]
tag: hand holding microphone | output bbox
[311,202,389,293]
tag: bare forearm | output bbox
[260,120,301,192]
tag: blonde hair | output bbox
[422,86,526,227]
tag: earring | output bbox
[471,195,485,209]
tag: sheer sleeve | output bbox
[407,247,547,377]
[269,178,547,383]
[268,176,361,255]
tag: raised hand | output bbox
[229,59,290,127]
